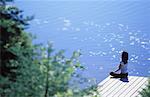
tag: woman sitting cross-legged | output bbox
[110,51,129,80]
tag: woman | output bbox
[110,51,128,79]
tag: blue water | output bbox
[14,0,150,83]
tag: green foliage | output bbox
[140,79,150,97]
[0,0,33,81]
[34,43,99,97]
[0,2,42,96]
[0,1,100,97]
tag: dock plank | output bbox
[109,77,137,97]
[98,76,148,97]
[114,76,143,97]
[98,76,111,87]
[130,78,148,97]
[124,77,147,97]
[99,78,116,91]
[102,77,133,97]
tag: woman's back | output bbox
[120,61,128,74]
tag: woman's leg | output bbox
[110,72,123,78]
[110,72,128,78]
[120,73,128,78]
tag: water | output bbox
[14,0,150,83]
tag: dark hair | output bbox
[122,51,128,64]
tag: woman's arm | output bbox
[115,64,121,72]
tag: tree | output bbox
[31,42,99,97]
[0,0,43,96]
[0,1,99,97]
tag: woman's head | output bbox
[121,51,128,64]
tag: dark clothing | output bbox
[110,72,128,78]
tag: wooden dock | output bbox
[97,76,148,97]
